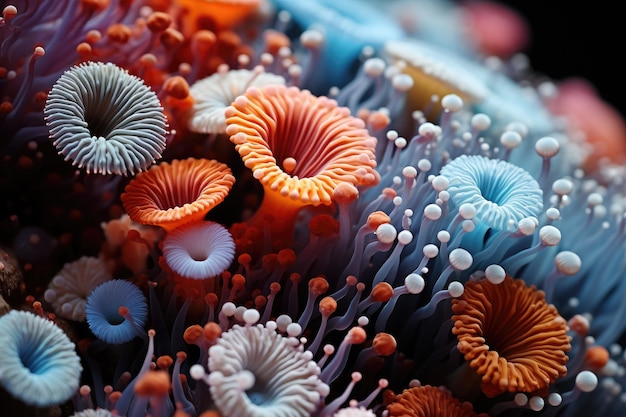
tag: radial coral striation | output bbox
[0,310,82,407]
[451,275,571,397]
[44,61,168,176]
[121,158,235,232]
[207,314,329,417]
[85,279,149,344]
[161,220,236,280]
[188,68,286,134]
[1,1,625,416]
[44,256,113,322]
[440,155,543,231]
[225,84,378,243]
[386,384,488,417]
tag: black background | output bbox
[487,1,625,119]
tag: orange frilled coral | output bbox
[174,0,261,34]
[225,85,379,245]
[121,158,235,232]
[386,385,488,417]
[451,275,571,398]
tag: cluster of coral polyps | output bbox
[1,1,626,416]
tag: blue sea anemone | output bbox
[85,279,149,344]
[0,310,82,407]
[440,154,543,231]
[270,0,405,93]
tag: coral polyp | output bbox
[44,62,168,176]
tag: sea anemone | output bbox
[270,0,404,93]
[225,84,378,244]
[334,405,376,417]
[0,310,82,407]
[44,61,168,176]
[44,256,113,322]
[71,409,118,417]
[440,155,543,231]
[386,384,488,417]
[85,279,149,344]
[121,158,235,232]
[2,1,625,416]
[451,275,571,397]
[187,68,285,134]
[383,39,557,135]
[175,0,261,32]
[205,310,329,417]
[161,220,236,280]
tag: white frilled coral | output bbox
[334,404,376,417]
[161,220,236,280]
[44,61,168,176]
[44,256,113,321]
[187,67,286,134]
[203,309,329,417]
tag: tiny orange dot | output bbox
[147,11,172,32]
[372,332,397,356]
[371,282,394,302]
[107,23,132,43]
[308,277,329,296]
[318,296,337,316]
[585,346,610,369]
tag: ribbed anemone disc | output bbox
[440,155,543,230]
[188,69,285,134]
[44,61,168,176]
[85,279,148,344]
[208,323,328,417]
[0,310,82,407]
[162,220,236,280]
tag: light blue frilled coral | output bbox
[85,279,149,344]
[0,310,82,407]
[269,0,405,93]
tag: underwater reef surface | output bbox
[1,0,626,416]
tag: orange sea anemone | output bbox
[386,384,488,417]
[121,158,235,232]
[451,275,571,397]
[174,0,261,34]
[225,85,378,245]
